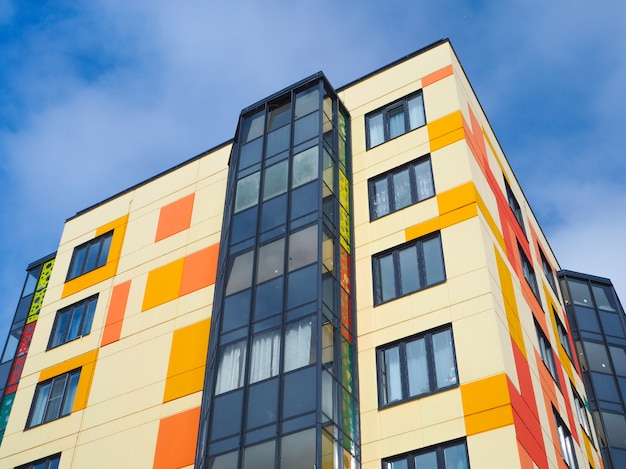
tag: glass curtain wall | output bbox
[197,74,359,469]
[559,271,626,469]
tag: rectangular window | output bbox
[369,155,435,220]
[571,384,592,438]
[382,439,469,469]
[48,295,98,349]
[16,453,61,469]
[519,243,540,300]
[536,320,559,386]
[555,310,573,360]
[540,248,557,292]
[373,232,445,305]
[26,369,80,428]
[554,409,579,468]
[377,325,457,407]
[366,92,426,149]
[67,231,113,280]
[505,179,526,235]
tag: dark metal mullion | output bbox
[393,250,402,300]
[425,332,437,393]
[387,172,396,213]
[399,342,410,401]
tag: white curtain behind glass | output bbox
[414,160,434,200]
[368,114,384,147]
[382,346,402,403]
[250,330,281,383]
[408,95,425,130]
[433,330,457,389]
[284,317,313,372]
[215,341,247,394]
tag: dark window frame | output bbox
[47,295,98,350]
[15,453,61,469]
[368,155,435,221]
[372,232,446,306]
[518,243,540,300]
[505,178,526,235]
[536,320,560,386]
[365,91,426,149]
[540,248,557,293]
[26,368,81,428]
[66,231,114,281]
[554,408,579,469]
[382,438,469,469]
[554,310,573,361]
[376,325,458,408]
[571,383,593,440]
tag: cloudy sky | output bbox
[1,1,625,343]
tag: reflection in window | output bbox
[280,428,316,468]
[241,110,264,143]
[27,369,81,427]
[571,385,592,437]
[378,326,457,406]
[263,160,288,200]
[554,409,578,468]
[250,329,280,383]
[373,232,445,305]
[48,295,98,349]
[536,321,559,385]
[244,439,275,468]
[295,87,319,118]
[369,156,435,220]
[257,238,284,284]
[584,341,612,373]
[592,283,618,312]
[505,179,525,235]
[519,243,540,300]
[16,453,61,469]
[225,251,254,296]
[540,248,557,292]
[215,340,247,394]
[67,231,113,280]
[289,225,318,271]
[292,146,319,188]
[554,311,573,359]
[234,172,260,213]
[366,92,426,149]
[602,412,626,449]
[383,440,468,469]
[568,279,593,307]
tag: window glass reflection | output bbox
[241,110,264,143]
[235,172,260,213]
[239,138,263,170]
[289,225,318,271]
[244,440,275,468]
[592,284,618,312]
[255,277,283,321]
[295,87,319,118]
[222,290,251,332]
[293,146,319,188]
[257,238,285,284]
[225,250,254,296]
[264,160,288,200]
[294,111,319,145]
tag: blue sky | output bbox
[1,1,625,343]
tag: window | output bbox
[26,369,80,428]
[67,231,113,280]
[571,385,592,437]
[540,249,557,292]
[536,321,559,385]
[554,409,579,468]
[366,92,426,149]
[377,326,457,407]
[505,179,525,234]
[373,232,445,305]
[382,439,469,469]
[16,453,61,469]
[519,243,540,300]
[48,295,98,349]
[555,311,573,360]
[369,156,435,220]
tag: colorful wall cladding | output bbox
[0,258,54,444]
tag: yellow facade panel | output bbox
[430,141,473,194]
[467,425,522,469]
[436,182,476,215]
[422,75,460,123]
[405,217,440,242]
[163,319,211,402]
[142,258,185,311]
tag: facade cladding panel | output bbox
[0,39,609,469]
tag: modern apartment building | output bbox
[0,39,608,469]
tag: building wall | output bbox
[0,146,230,468]
[339,41,602,469]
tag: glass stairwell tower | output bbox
[196,73,360,469]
